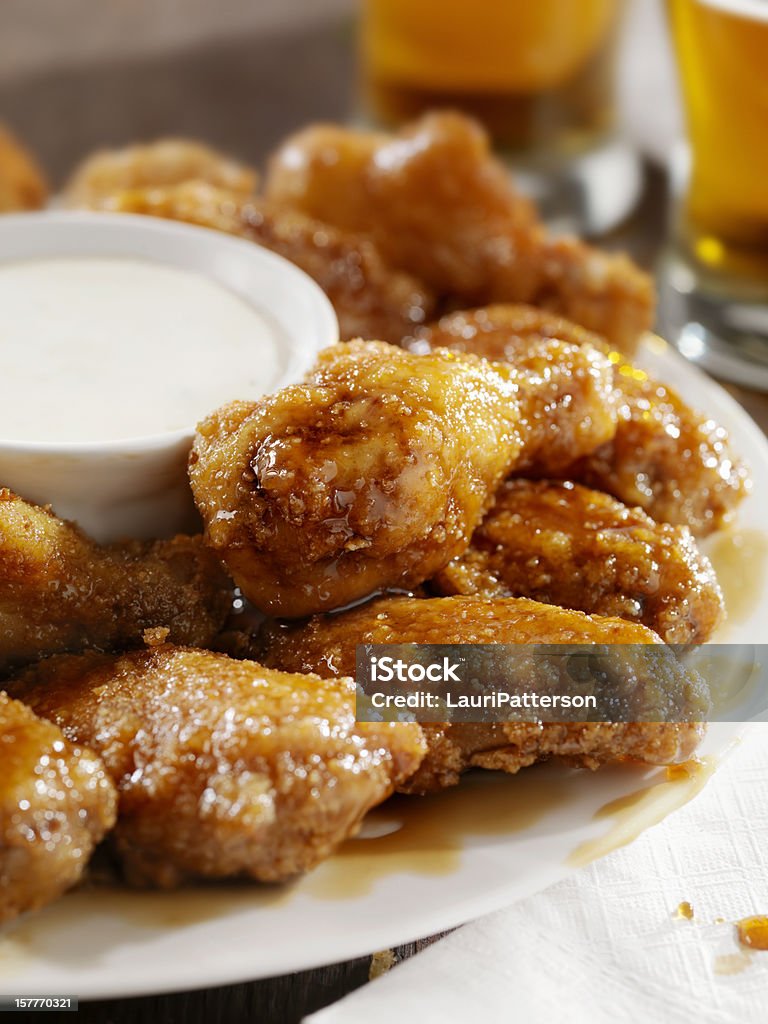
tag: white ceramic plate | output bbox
[2,338,767,1000]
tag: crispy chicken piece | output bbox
[0,124,48,212]
[267,596,707,792]
[259,594,706,793]
[260,593,667,673]
[0,490,232,675]
[63,138,257,206]
[411,304,751,534]
[189,339,616,617]
[432,480,725,644]
[73,181,435,345]
[576,374,751,536]
[0,691,116,923]
[9,646,425,886]
[265,112,654,352]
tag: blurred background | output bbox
[0,0,677,195]
[4,0,767,388]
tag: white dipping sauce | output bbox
[0,258,285,442]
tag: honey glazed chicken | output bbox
[0,112,751,920]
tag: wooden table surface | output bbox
[2,10,766,1023]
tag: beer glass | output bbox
[358,0,640,235]
[662,0,768,389]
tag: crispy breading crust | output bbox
[63,138,258,205]
[0,124,48,212]
[0,692,116,923]
[0,490,233,674]
[9,647,425,886]
[432,479,725,643]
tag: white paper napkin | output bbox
[307,726,768,1024]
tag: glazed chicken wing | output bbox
[0,490,232,674]
[261,595,667,674]
[0,124,48,212]
[9,646,425,886]
[189,339,616,617]
[576,372,751,536]
[0,692,116,923]
[412,305,750,534]
[265,112,653,352]
[432,480,725,644]
[71,180,435,345]
[63,138,258,206]
[259,594,706,793]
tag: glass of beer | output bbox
[662,0,768,389]
[358,0,641,235]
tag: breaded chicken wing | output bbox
[63,138,257,206]
[412,305,750,534]
[72,181,435,345]
[0,490,232,674]
[259,595,706,792]
[259,593,663,674]
[0,124,48,212]
[0,692,116,923]
[189,339,616,617]
[576,374,751,536]
[265,112,653,352]
[9,646,425,886]
[432,480,724,644]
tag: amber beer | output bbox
[360,0,625,155]
[663,0,768,388]
[668,0,768,273]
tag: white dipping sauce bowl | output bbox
[0,211,338,542]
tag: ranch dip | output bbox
[0,257,285,442]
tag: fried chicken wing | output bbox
[432,480,724,644]
[63,138,257,206]
[72,180,435,345]
[576,372,751,536]
[9,646,425,886]
[189,339,616,617]
[260,594,664,674]
[0,490,232,674]
[259,594,706,793]
[265,112,653,352]
[0,691,116,923]
[0,124,48,212]
[412,304,750,534]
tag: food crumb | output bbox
[143,626,171,647]
[666,760,700,781]
[736,915,768,950]
[673,901,694,920]
[369,949,398,980]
